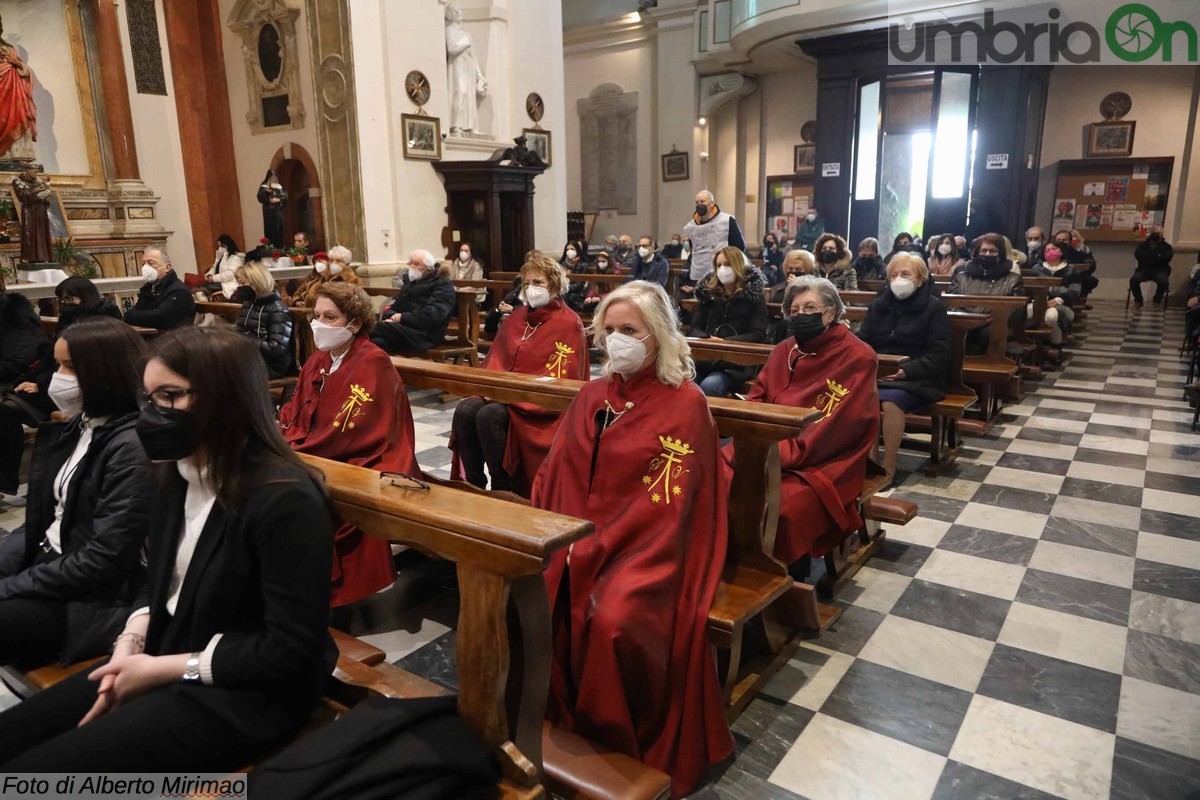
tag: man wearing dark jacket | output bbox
[629,235,670,287]
[0,290,41,394]
[1130,228,1174,308]
[371,249,456,355]
[123,248,195,330]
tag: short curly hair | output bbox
[520,255,569,297]
[315,282,376,336]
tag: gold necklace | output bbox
[521,322,542,341]
[601,400,634,436]
[788,345,813,371]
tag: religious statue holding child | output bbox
[445,4,488,135]
[12,169,53,265]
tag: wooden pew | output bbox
[390,357,825,720]
[363,286,480,366]
[300,454,596,793]
[38,317,158,338]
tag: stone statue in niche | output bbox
[12,170,53,265]
[0,15,38,166]
[445,4,488,135]
[257,169,287,247]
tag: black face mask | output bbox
[136,403,201,462]
[58,303,84,327]
[819,250,839,265]
[789,312,827,345]
[695,203,709,217]
[859,256,878,265]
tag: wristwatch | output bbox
[182,652,202,683]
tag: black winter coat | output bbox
[853,256,887,282]
[1134,239,1173,278]
[382,273,457,351]
[236,292,293,378]
[858,280,951,404]
[0,292,42,389]
[1030,263,1082,305]
[950,259,1026,354]
[0,413,150,663]
[124,270,196,330]
[690,266,769,385]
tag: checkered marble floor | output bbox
[2,301,1198,797]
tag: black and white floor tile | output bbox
[1,300,1198,797]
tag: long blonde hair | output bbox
[593,281,694,387]
[703,246,748,295]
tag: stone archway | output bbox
[269,142,325,251]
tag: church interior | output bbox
[0,0,1199,797]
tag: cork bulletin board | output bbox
[765,175,816,241]
[1051,157,1173,242]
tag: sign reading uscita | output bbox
[986,153,1010,170]
[821,163,841,177]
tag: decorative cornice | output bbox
[698,72,758,118]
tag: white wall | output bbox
[1036,65,1200,299]
[217,0,321,251]
[351,0,566,273]
[3,2,90,175]
[118,0,197,275]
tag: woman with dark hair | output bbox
[0,279,123,494]
[814,233,858,290]
[0,326,335,771]
[257,170,287,247]
[688,246,769,397]
[0,317,150,666]
[280,282,418,607]
[950,232,1025,355]
[884,232,921,265]
[203,233,246,300]
[927,233,964,277]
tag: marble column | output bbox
[90,0,140,181]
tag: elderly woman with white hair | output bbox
[294,244,362,308]
[858,252,951,480]
[371,249,456,355]
[735,275,879,572]
[533,280,733,797]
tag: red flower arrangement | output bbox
[259,237,270,245]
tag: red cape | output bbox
[453,299,588,494]
[0,53,36,154]
[279,336,421,606]
[533,369,733,798]
[738,323,879,562]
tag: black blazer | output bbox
[142,456,336,738]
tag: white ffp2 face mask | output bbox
[638,246,651,259]
[48,372,83,416]
[141,265,159,283]
[938,244,954,256]
[315,261,329,274]
[310,319,356,352]
[890,277,917,300]
[522,286,551,309]
[716,266,735,285]
[407,267,424,283]
[606,331,651,375]
[330,262,345,276]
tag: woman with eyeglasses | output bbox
[735,276,879,574]
[0,317,150,668]
[534,281,732,799]
[278,282,418,606]
[0,326,335,771]
[450,256,587,496]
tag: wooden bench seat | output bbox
[391,357,834,721]
[363,286,481,367]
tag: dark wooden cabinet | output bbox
[433,159,545,274]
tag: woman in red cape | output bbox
[451,256,588,495]
[533,281,732,798]
[738,275,879,565]
[278,283,420,606]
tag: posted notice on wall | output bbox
[1083,181,1105,197]
[821,163,841,178]
[985,153,1008,170]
